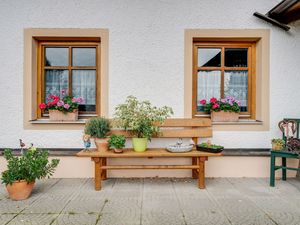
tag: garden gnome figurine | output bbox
[83,134,91,151]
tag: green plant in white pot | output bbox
[84,117,111,151]
[114,96,173,152]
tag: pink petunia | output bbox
[199,99,206,105]
[212,103,220,109]
[57,100,64,107]
[210,97,217,104]
[63,104,70,109]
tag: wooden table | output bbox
[77,148,222,190]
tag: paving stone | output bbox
[0,214,17,225]
[52,213,99,225]
[7,213,58,225]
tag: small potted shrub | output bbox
[271,138,285,150]
[197,141,224,153]
[39,90,84,121]
[1,148,59,201]
[108,134,126,153]
[199,96,240,122]
[114,96,173,152]
[84,117,111,151]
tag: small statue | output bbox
[19,139,26,155]
[83,135,91,151]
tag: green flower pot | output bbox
[132,138,148,152]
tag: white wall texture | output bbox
[0,0,299,177]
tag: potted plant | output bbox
[271,138,285,150]
[108,134,126,153]
[39,90,84,121]
[199,96,240,122]
[196,141,224,153]
[84,117,111,151]
[1,148,59,201]
[114,96,173,152]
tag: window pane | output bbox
[45,48,68,66]
[197,71,221,112]
[224,71,248,112]
[198,48,221,67]
[72,70,96,112]
[225,48,248,67]
[45,70,69,102]
[72,48,96,66]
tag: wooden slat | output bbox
[159,118,211,127]
[101,165,199,169]
[110,127,212,138]
[77,148,222,158]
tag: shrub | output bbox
[84,117,111,138]
[108,135,126,149]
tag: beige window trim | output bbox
[184,29,270,131]
[24,28,109,130]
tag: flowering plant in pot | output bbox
[114,96,173,152]
[39,90,84,121]
[84,117,111,151]
[1,148,59,201]
[108,134,126,153]
[199,96,241,122]
[271,138,285,150]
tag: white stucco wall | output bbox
[0,0,299,177]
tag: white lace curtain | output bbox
[45,70,96,105]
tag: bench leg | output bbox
[102,158,107,180]
[282,157,287,181]
[270,154,275,187]
[92,157,103,191]
[198,156,207,189]
[192,157,198,179]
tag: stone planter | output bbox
[49,110,78,121]
[211,111,239,122]
[6,180,35,201]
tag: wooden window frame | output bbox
[37,40,101,118]
[192,41,256,119]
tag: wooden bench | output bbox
[77,118,222,190]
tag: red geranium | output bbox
[210,97,217,104]
[199,99,206,105]
[39,103,47,110]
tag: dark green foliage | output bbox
[84,117,111,138]
[1,149,60,185]
[108,135,126,149]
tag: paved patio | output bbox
[0,178,300,225]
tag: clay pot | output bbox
[6,180,35,201]
[95,138,109,151]
[49,110,78,121]
[113,148,123,154]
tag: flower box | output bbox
[49,110,78,121]
[211,111,239,122]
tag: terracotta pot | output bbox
[95,138,109,151]
[211,111,239,122]
[49,110,78,121]
[113,148,123,154]
[6,180,35,201]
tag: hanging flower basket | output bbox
[49,110,78,121]
[211,111,239,122]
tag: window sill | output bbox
[212,119,263,125]
[30,119,88,124]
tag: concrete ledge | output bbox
[0,148,270,156]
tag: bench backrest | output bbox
[111,118,212,142]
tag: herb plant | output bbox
[1,149,60,185]
[84,117,111,138]
[108,135,126,149]
[114,96,173,140]
[197,142,224,149]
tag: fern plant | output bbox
[84,117,111,138]
[1,149,60,185]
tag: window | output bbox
[37,41,100,118]
[193,42,256,119]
